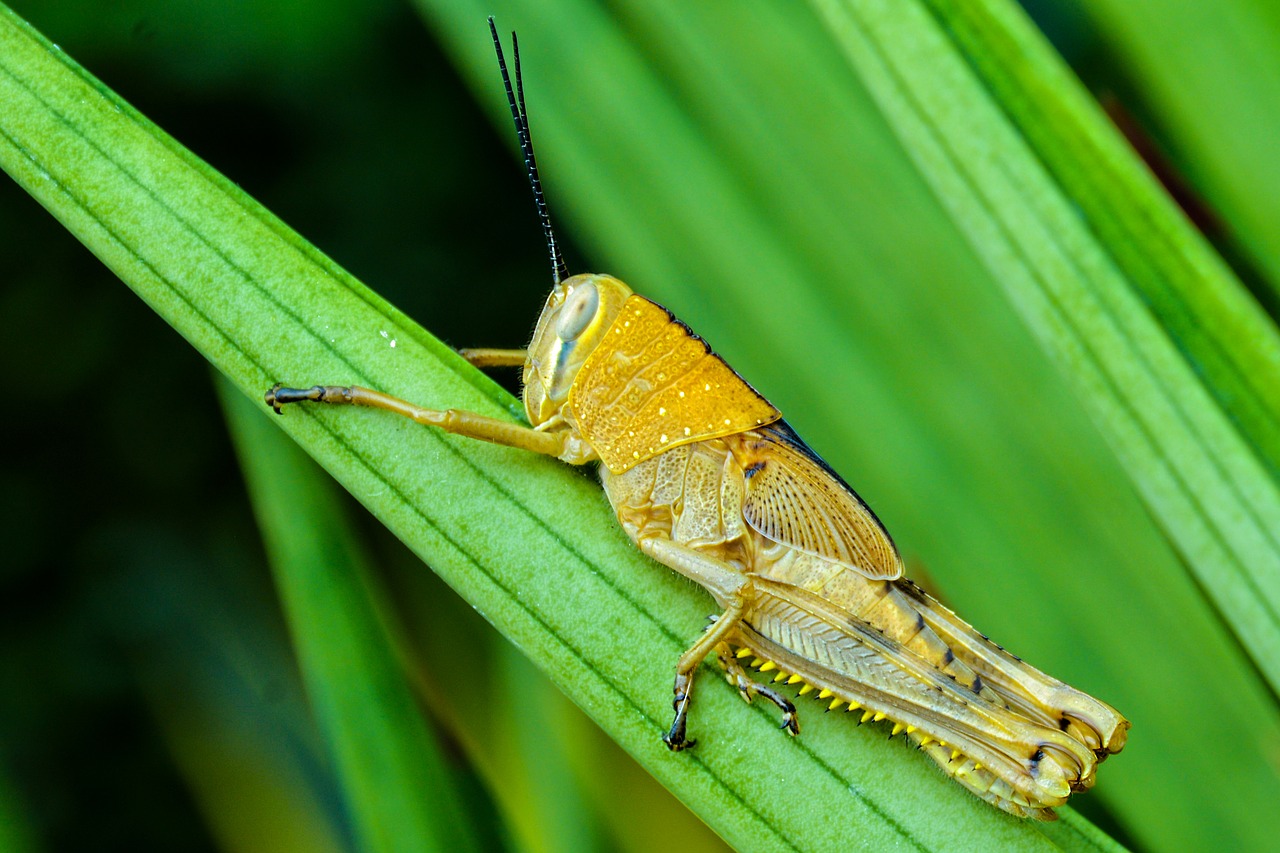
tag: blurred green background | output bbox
[3,0,1280,851]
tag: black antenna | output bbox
[488,17,569,285]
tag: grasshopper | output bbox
[266,19,1128,820]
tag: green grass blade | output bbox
[219,375,477,853]
[932,0,1280,478]
[134,607,351,853]
[0,4,1118,850]
[494,643,604,853]
[1058,0,1280,301]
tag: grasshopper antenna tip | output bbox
[489,18,569,285]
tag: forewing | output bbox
[738,425,903,580]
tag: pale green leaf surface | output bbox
[0,6,1111,852]
[220,375,476,853]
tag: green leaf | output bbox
[219,374,478,853]
[136,632,351,853]
[0,4,1119,850]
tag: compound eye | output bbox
[556,281,599,341]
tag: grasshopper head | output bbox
[523,273,633,426]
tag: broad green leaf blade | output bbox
[0,5,1112,851]
[219,375,477,853]
[421,2,1280,850]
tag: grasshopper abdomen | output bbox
[601,426,1125,819]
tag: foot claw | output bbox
[662,732,696,752]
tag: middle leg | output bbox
[663,598,747,751]
[634,537,764,749]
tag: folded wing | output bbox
[736,424,903,581]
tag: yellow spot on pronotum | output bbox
[786,674,803,685]
[660,434,668,443]
[891,722,905,736]
[704,383,710,391]
[658,407,666,415]
[798,684,814,696]
[684,427,691,436]
[817,688,833,700]
[828,699,845,711]
[759,661,777,672]
[860,709,874,724]
[735,647,752,659]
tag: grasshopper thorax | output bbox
[523,273,634,427]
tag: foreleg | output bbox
[457,348,527,368]
[265,383,570,459]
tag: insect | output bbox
[266,19,1128,820]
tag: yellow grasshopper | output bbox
[267,19,1128,820]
